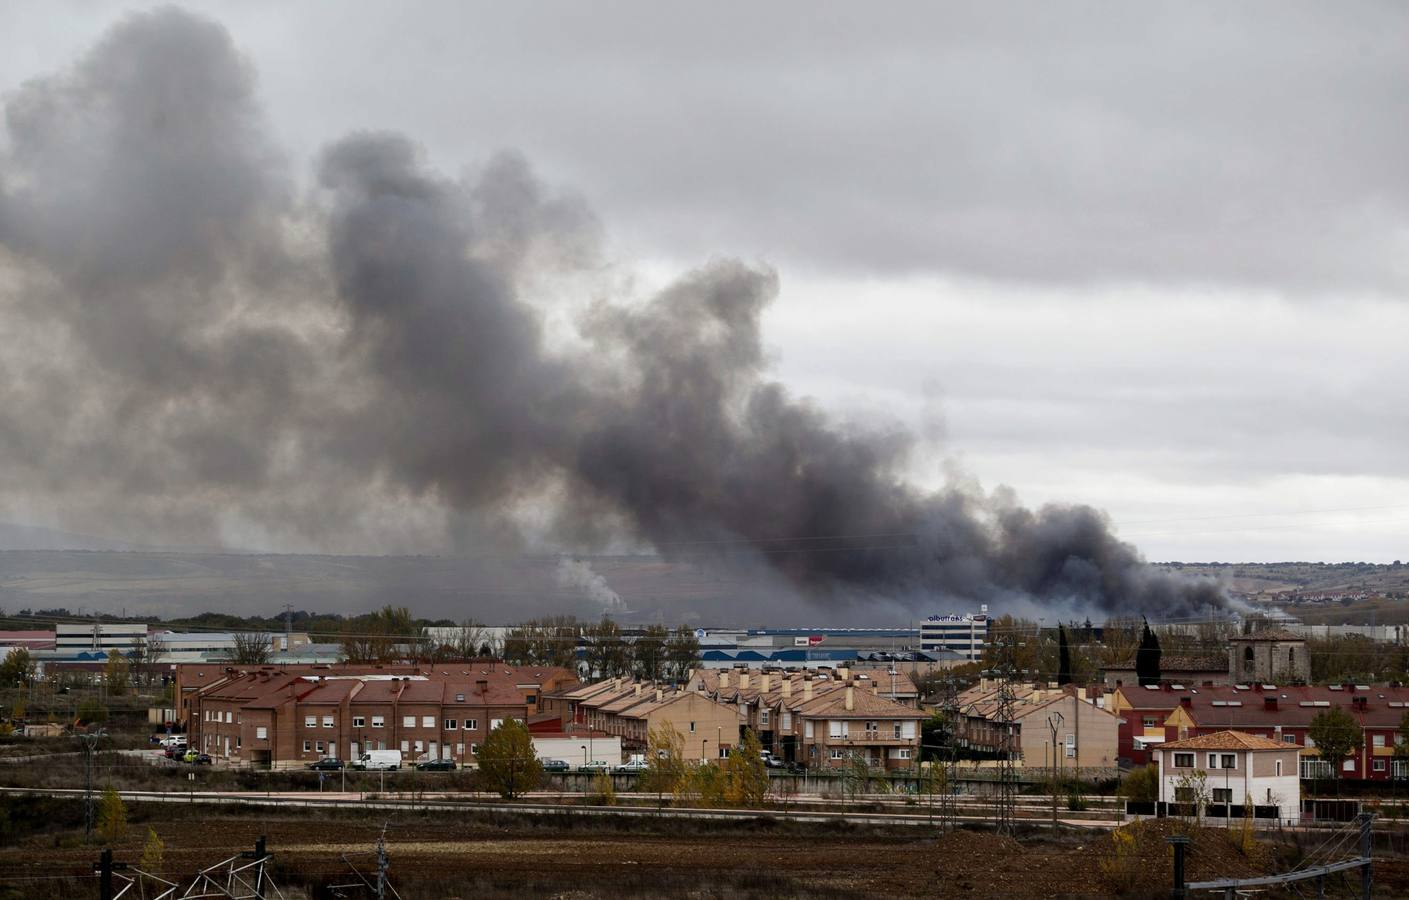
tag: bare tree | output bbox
[453,620,490,660]
[142,632,168,685]
[231,632,272,665]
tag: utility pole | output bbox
[375,825,390,900]
[93,849,127,900]
[1047,711,1064,829]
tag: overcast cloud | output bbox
[1,1,1406,567]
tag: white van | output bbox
[356,749,402,771]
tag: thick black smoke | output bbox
[0,9,1225,618]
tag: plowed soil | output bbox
[4,803,1409,898]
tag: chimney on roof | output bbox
[656,688,663,702]
[760,673,771,693]
[838,666,850,681]
[782,678,792,699]
[845,685,855,711]
[1253,683,1263,693]
[634,683,642,697]
[1180,696,1192,708]
[719,672,729,689]
[739,672,750,690]
[476,679,488,696]
[1264,696,1278,711]
[803,678,813,702]
[1162,683,1171,692]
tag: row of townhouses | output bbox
[690,667,927,770]
[184,662,577,768]
[951,680,1120,770]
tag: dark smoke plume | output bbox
[0,8,1226,619]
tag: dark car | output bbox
[307,757,344,771]
[540,758,570,773]
[415,759,456,772]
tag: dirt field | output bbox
[4,799,1409,898]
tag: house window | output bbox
[894,723,904,739]
[323,716,334,728]
[414,740,423,753]
[1276,760,1283,777]
[1142,716,1157,728]
[444,719,457,730]
[1221,754,1236,770]
[1212,789,1232,803]
[402,716,415,728]
[305,716,316,728]
[303,741,311,752]
[1343,759,1356,772]
[422,716,434,728]
[1374,759,1386,772]
[315,741,324,753]
[353,716,365,728]
[1174,787,1196,802]
[1373,734,1386,748]
[831,749,845,760]
[760,710,770,725]
[455,693,465,702]
[464,719,477,731]
[400,741,409,752]
[371,716,384,728]
[490,718,504,731]
[1065,734,1076,758]
[1173,753,1194,768]
[689,721,696,733]
[1283,734,1297,744]
[897,748,912,759]
[255,727,267,740]
[226,712,233,723]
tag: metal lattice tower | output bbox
[992,621,1019,835]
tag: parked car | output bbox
[540,758,570,773]
[760,751,786,769]
[307,757,343,771]
[415,759,456,772]
[578,760,612,773]
[164,745,184,760]
[182,750,212,765]
[615,759,649,774]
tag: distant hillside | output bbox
[1158,561,1409,597]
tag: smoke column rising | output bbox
[0,8,1226,619]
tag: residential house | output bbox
[1156,731,1299,824]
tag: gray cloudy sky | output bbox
[2,1,1406,564]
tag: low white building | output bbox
[1156,731,1300,825]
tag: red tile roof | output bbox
[1160,730,1289,751]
